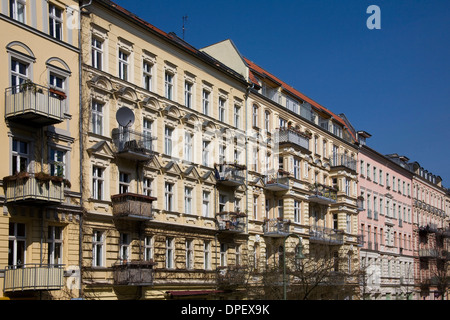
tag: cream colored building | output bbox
[0,0,82,299]
[79,0,251,300]
[203,40,362,299]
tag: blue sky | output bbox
[114,0,450,187]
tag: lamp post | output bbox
[283,233,305,300]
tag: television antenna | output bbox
[182,15,188,40]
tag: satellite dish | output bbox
[116,107,135,127]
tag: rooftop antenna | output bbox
[182,15,188,40]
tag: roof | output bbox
[244,57,357,143]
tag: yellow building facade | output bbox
[0,0,82,299]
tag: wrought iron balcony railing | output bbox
[112,260,155,286]
[309,226,344,245]
[4,264,64,292]
[308,183,337,205]
[111,193,156,221]
[112,128,155,161]
[274,127,310,151]
[216,211,247,233]
[264,171,290,191]
[214,163,246,186]
[330,153,357,172]
[263,218,290,237]
[5,82,66,126]
[217,265,247,288]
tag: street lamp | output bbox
[283,233,305,300]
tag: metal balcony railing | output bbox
[3,173,65,204]
[112,128,155,161]
[309,226,344,245]
[5,82,65,126]
[111,193,156,221]
[216,211,247,233]
[214,163,246,186]
[274,127,310,151]
[330,153,357,172]
[263,218,290,237]
[217,265,247,288]
[264,171,290,191]
[112,260,155,286]
[308,183,337,205]
[4,264,64,292]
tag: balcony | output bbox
[264,171,290,191]
[5,82,65,127]
[3,264,64,292]
[330,153,357,172]
[216,211,247,233]
[419,249,440,259]
[111,193,156,221]
[112,260,155,286]
[263,218,290,237]
[112,128,155,161]
[308,183,337,205]
[3,172,65,205]
[214,163,246,187]
[275,127,310,152]
[309,226,344,245]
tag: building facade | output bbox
[357,136,415,300]
[0,0,82,299]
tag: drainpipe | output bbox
[244,83,254,234]
[77,0,93,299]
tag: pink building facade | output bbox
[357,135,415,300]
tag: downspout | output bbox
[244,83,254,234]
[77,0,92,299]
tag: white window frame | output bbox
[202,191,210,217]
[185,239,194,270]
[118,49,129,81]
[184,186,193,214]
[8,222,26,266]
[202,89,210,115]
[166,237,174,269]
[165,182,174,211]
[143,60,153,91]
[91,36,103,70]
[164,127,173,156]
[92,230,104,267]
[119,233,130,262]
[92,166,104,200]
[219,97,226,122]
[144,235,153,261]
[91,100,103,135]
[119,171,130,194]
[204,241,211,270]
[49,147,66,177]
[143,177,153,196]
[184,132,193,162]
[12,138,29,174]
[10,0,26,23]
[165,71,174,100]
[184,80,193,108]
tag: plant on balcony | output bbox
[34,172,71,188]
[49,87,67,100]
[2,171,30,183]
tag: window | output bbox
[184,186,193,214]
[165,182,174,211]
[92,230,104,267]
[10,0,26,23]
[91,37,103,70]
[186,239,193,269]
[165,72,173,100]
[219,97,226,122]
[202,89,210,115]
[252,104,258,127]
[92,166,104,200]
[143,61,152,91]
[143,118,153,150]
[184,81,193,108]
[49,72,65,91]
[204,241,211,270]
[293,158,301,179]
[47,226,63,265]
[294,200,301,223]
[8,222,26,266]
[91,101,103,135]
[49,4,63,40]
[202,191,210,217]
[236,245,241,265]
[184,132,193,162]
[118,50,129,81]
[164,127,173,156]
[12,138,29,174]
[278,199,283,218]
[119,233,130,262]
[119,172,130,194]
[234,105,240,128]
[219,194,226,212]
[253,196,258,220]
[323,140,327,158]
[202,140,210,166]
[49,148,65,177]
[166,237,174,269]
[143,177,153,196]
[264,111,270,131]
[11,58,28,88]
[144,236,153,261]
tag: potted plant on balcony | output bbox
[3,171,30,183]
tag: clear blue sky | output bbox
[114,0,450,188]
